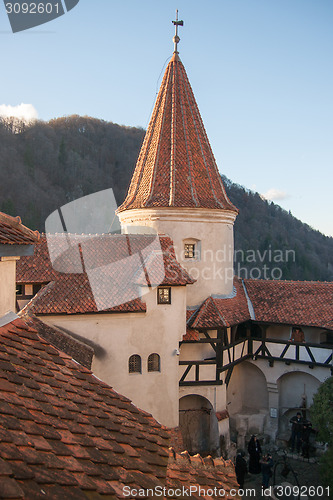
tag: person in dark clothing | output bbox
[235,450,247,489]
[301,422,313,458]
[290,412,304,453]
[260,453,274,489]
[248,435,262,474]
[290,327,305,342]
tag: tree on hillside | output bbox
[310,377,333,489]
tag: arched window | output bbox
[148,353,160,372]
[129,354,141,373]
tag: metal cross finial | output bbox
[172,9,184,54]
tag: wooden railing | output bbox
[179,337,333,386]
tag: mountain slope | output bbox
[0,115,332,281]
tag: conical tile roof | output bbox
[118,53,237,213]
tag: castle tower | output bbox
[118,17,238,306]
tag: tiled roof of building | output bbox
[25,273,147,315]
[0,212,39,245]
[167,448,241,500]
[183,310,200,341]
[245,279,333,331]
[16,236,58,284]
[21,313,94,369]
[0,316,170,499]
[118,54,237,213]
[19,234,194,315]
[188,278,251,329]
[187,278,333,331]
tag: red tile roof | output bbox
[187,278,333,332]
[0,212,39,245]
[245,279,333,331]
[118,54,237,213]
[183,310,200,341]
[26,273,147,315]
[21,314,94,369]
[0,317,170,499]
[19,234,194,315]
[16,236,58,284]
[167,448,241,500]
[188,278,251,329]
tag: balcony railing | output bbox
[179,337,333,386]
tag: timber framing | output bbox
[180,328,333,387]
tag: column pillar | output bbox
[266,382,279,440]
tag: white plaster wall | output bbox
[226,361,269,415]
[0,257,18,317]
[277,371,321,412]
[119,208,237,306]
[253,358,330,386]
[226,358,331,441]
[179,385,227,413]
[40,285,187,428]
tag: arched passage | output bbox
[179,395,219,456]
[277,371,321,438]
[227,361,268,439]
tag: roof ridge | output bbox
[0,211,40,244]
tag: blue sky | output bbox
[1,0,332,236]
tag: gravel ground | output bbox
[242,452,330,500]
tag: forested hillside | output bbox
[0,115,332,281]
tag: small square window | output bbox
[157,287,171,304]
[16,284,23,296]
[184,243,195,259]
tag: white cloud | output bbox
[0,103,38,122]
[261,188,289,201]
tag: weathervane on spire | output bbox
[172,10,184,54]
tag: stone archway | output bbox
[277,371,321,440]
[179,395,219,456]
[227,361,269,444]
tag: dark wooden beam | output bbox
[179,380,223,387]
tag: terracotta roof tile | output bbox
[19,234,194,316]
[0,212,40,246]
[244,279,333,331]
[118,55,237,213]
[187,277,333,332]
[166,448,241,499]
[183,309,200,340]
[0,317,170,499]
[188,278,251,329]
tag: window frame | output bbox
[148,353,161,372]
[157,287,171,305]
[184,243,196,259]
[128,354,142,374]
